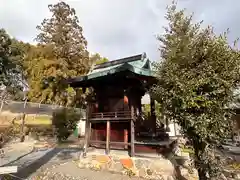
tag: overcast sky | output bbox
[0,0,239,61]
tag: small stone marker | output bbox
[0,166,18,174]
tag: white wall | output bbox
[141,93,150,105]
[167,122,182,137]
[77,120,86,137]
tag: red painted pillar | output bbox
[124,129,128,149]
[106,121,110,154]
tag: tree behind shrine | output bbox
[152,2,240,179]
[32,1,90,105]
[90,53,109,65]
[0,29,24,97]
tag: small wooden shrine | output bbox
[68,53,169,156]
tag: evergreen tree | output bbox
[90,53,109,65]
[0,29,24,97]
[152,2,240,179]
[32,1,91,105]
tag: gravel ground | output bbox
[2,138,238,180]
[30,161,146,180]
[2,146,145,180]
[0,141,34,166]
[29,171,82,180]
[30,170,145,180]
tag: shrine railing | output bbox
[90,111,132,120]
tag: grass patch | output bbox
[229,163,240,170]
[15,115,52,125]
[181,147,194,154]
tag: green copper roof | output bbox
[68,53,154,84]
[88,53,152,79]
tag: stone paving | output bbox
[0,141,34,166]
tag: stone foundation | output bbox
[78,150,199,180]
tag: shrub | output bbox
[52,108,81,142]
[0,123,21,147]
[28,125,53,136]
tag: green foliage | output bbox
[21,45,50,102]
[142,102,163,125]
[52,108,81,141]
[36,1,90,75]
[0,122,21,147]
[181,147,194,155]
[28,1,91,105]
[230,163,240,170]
[2,2,107,105]
[152,2,240,179]
[90,53,109,65]
[142,104,150,115]
[0,29,24,94]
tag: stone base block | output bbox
[78,154,178,180]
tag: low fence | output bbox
[0,100,85,126]
[0,101,56,124]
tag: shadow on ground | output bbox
[56,147,81,161]
[10,147,82,179]
[13,148,61,179]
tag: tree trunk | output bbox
[198,168,208,180]
[192,139,209,180]
[20,113,26,142]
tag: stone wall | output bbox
[78,150,199,180]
